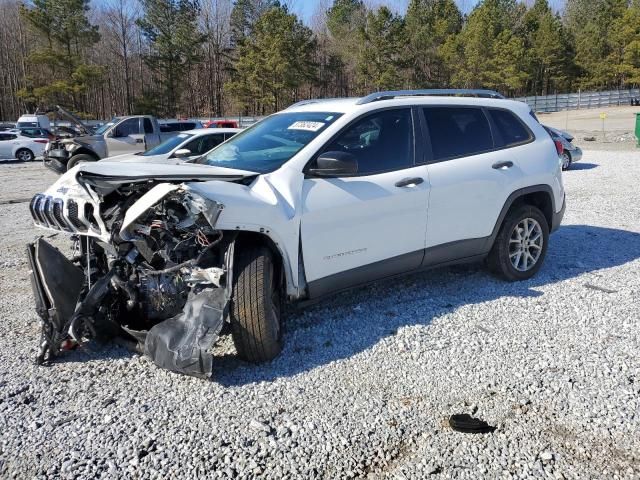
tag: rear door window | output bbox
[423,107,493,161]
[143,118,154,134]
[0,133,17,141]
[488,109,532,147]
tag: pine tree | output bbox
[356,6,405,91]
[325,0,367,96]
[19,0,103,111]
[564,0,628,88]
[607,2,640,87]
[523,0,574,94]
[404,0,462,87]
[230,0,280,47]
[137,0,205,116]
[227,5,316,113]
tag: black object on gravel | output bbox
[449,414,496,434]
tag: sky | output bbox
[289,0,482,24]
[289,0,566,25]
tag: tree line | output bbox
[0,0,639,121]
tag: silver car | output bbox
[102,128,241,164]
[544,125,583,171]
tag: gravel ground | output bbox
[1,150,639,479]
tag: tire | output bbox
[230,245,283,363]
[15,148,34,162]
[487,205,549,281]
[67,154,98,170]
[561,151,572,171]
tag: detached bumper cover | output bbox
[27,238,227,378]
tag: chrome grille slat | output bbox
[29,194,100,235]
[52,199,70,231]
[66,199,86,230]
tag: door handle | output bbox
[135,138,144,144]
[492,161,513,169]
[395,177,424,188]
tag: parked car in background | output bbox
[44,112,183,174]
[0,122,16,132]
[103,128,240,164]
[159,120,204,132]
[544,125,582,170]
[17,114,51,130]
[0,130,48,161]
[15,127,55,141]
[205,119,239,128]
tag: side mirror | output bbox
[308,151,358,177]
[174,148,192,158]
[110,128,123,138]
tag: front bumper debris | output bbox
[27,237,228,378]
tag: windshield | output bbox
[196,112,342,173]
[94,118,121,135]
[141,133,193,156]
[17,121,38,128]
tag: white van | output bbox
[17,114,50,130]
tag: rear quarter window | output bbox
[488,109,533,147]
[423,107,493,161]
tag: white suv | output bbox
[27,90,565,377]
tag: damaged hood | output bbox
[74,161,258,185]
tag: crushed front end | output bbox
[27,169,245,378]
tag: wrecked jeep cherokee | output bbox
[27,90,566,378]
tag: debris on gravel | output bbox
[1,150,639,478]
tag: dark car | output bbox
[543,125,583,171]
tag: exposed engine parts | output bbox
[27,185,233,378]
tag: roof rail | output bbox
[286,98,342,109]
[355,89,505,105]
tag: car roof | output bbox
[183,128,242,135]
[284,95,531,115]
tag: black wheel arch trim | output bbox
[485,184,560,252]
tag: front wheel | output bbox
[230,245,283,363]
[16,148,34,162]
[561,151,572,171]
[67,154,98,170]
[488,205,549,281]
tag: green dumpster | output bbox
[636,113,640,147]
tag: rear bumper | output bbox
[551,194,566,233]
[569,147,582,163]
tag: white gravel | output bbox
[1,151,639,479]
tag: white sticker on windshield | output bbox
[288,121,325,132]
[177,134,189,138]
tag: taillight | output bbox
[34,139,48,144]
[554,139,563,156]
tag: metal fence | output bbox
[514,88,640,113]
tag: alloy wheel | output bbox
[509,218,544,272]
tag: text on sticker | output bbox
[287,121,325,132]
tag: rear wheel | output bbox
[67,154,98,170]
[488,205,549,281]
[561,151,572,171]
[230,245,283,363]
[16,148,34,162]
